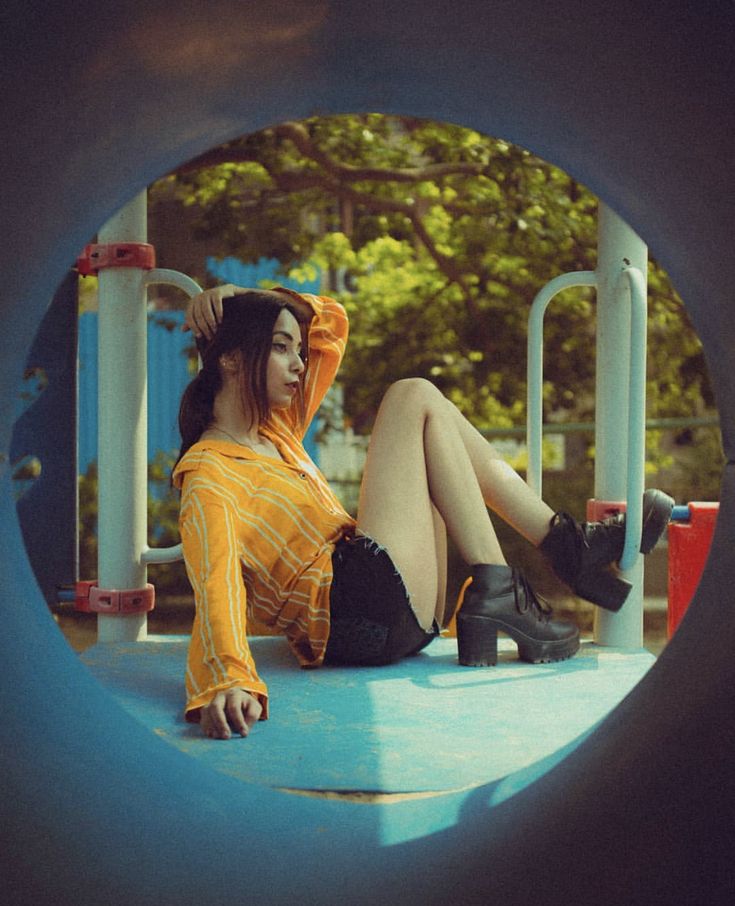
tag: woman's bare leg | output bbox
[356,379,504,630]
[431,504,448,626]
[444,400,556,545]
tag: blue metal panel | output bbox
[77,312,98,474]
[79,310,192,473]
[206,255,322,295]
[146,310,193,462]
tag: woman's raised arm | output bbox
[183,284,256,340]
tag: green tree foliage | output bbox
[151,114,713,450]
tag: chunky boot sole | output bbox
[575,568,632,612]
[457,613,581,666]
[575,489,674,611]
[457,613,499,666]
[640,488,675,554]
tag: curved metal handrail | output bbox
[143,268,203,297]
[526,265,647,572]
[139,269,202,566]
[526,271,597,495]
[141,543,184,565]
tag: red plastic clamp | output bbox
[75,581,155,614]
[76,242,156,276]
[586,499,626,522]
[74,580,97,612]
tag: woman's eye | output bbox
[273,342,288,353]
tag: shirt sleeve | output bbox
[179,478,269,721]
[272,289,349,438]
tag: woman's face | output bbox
[266,307,305,409]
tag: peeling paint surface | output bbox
[81,636,654,795]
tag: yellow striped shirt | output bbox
[172,292,356,721]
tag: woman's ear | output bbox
[218,351,241,374]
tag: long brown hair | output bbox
[175,291,307,469]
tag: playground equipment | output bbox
[527,203,648,648]
[668,502,720,638]
[76,193,196,641]
[2,2,735,904]
[87,194,651,648]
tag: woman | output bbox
[173,283,673,740]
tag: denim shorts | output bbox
[324,534,439,666]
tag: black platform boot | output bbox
[457,564,580,667]
[539,488,674,612]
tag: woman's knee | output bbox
[381,377,444,413]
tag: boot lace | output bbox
[512,568,553,623]
[553,512,589,554]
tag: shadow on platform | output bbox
[81,635,654,797]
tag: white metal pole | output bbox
[96,192,149,642]
[594,203,647,648]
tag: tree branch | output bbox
[175,145,264,172]
[180,121,491,185]
[274,121,490,183]
[409,213,481,320]
[174,121,484,318]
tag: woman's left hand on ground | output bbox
[200,687,263,739]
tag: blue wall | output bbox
[78,310,192,473]
[205,255,322,293]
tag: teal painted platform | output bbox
[81,635,655,797]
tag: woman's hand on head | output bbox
[184,284,251,340]
[200,687,263,739]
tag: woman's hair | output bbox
[175,291,307,468]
